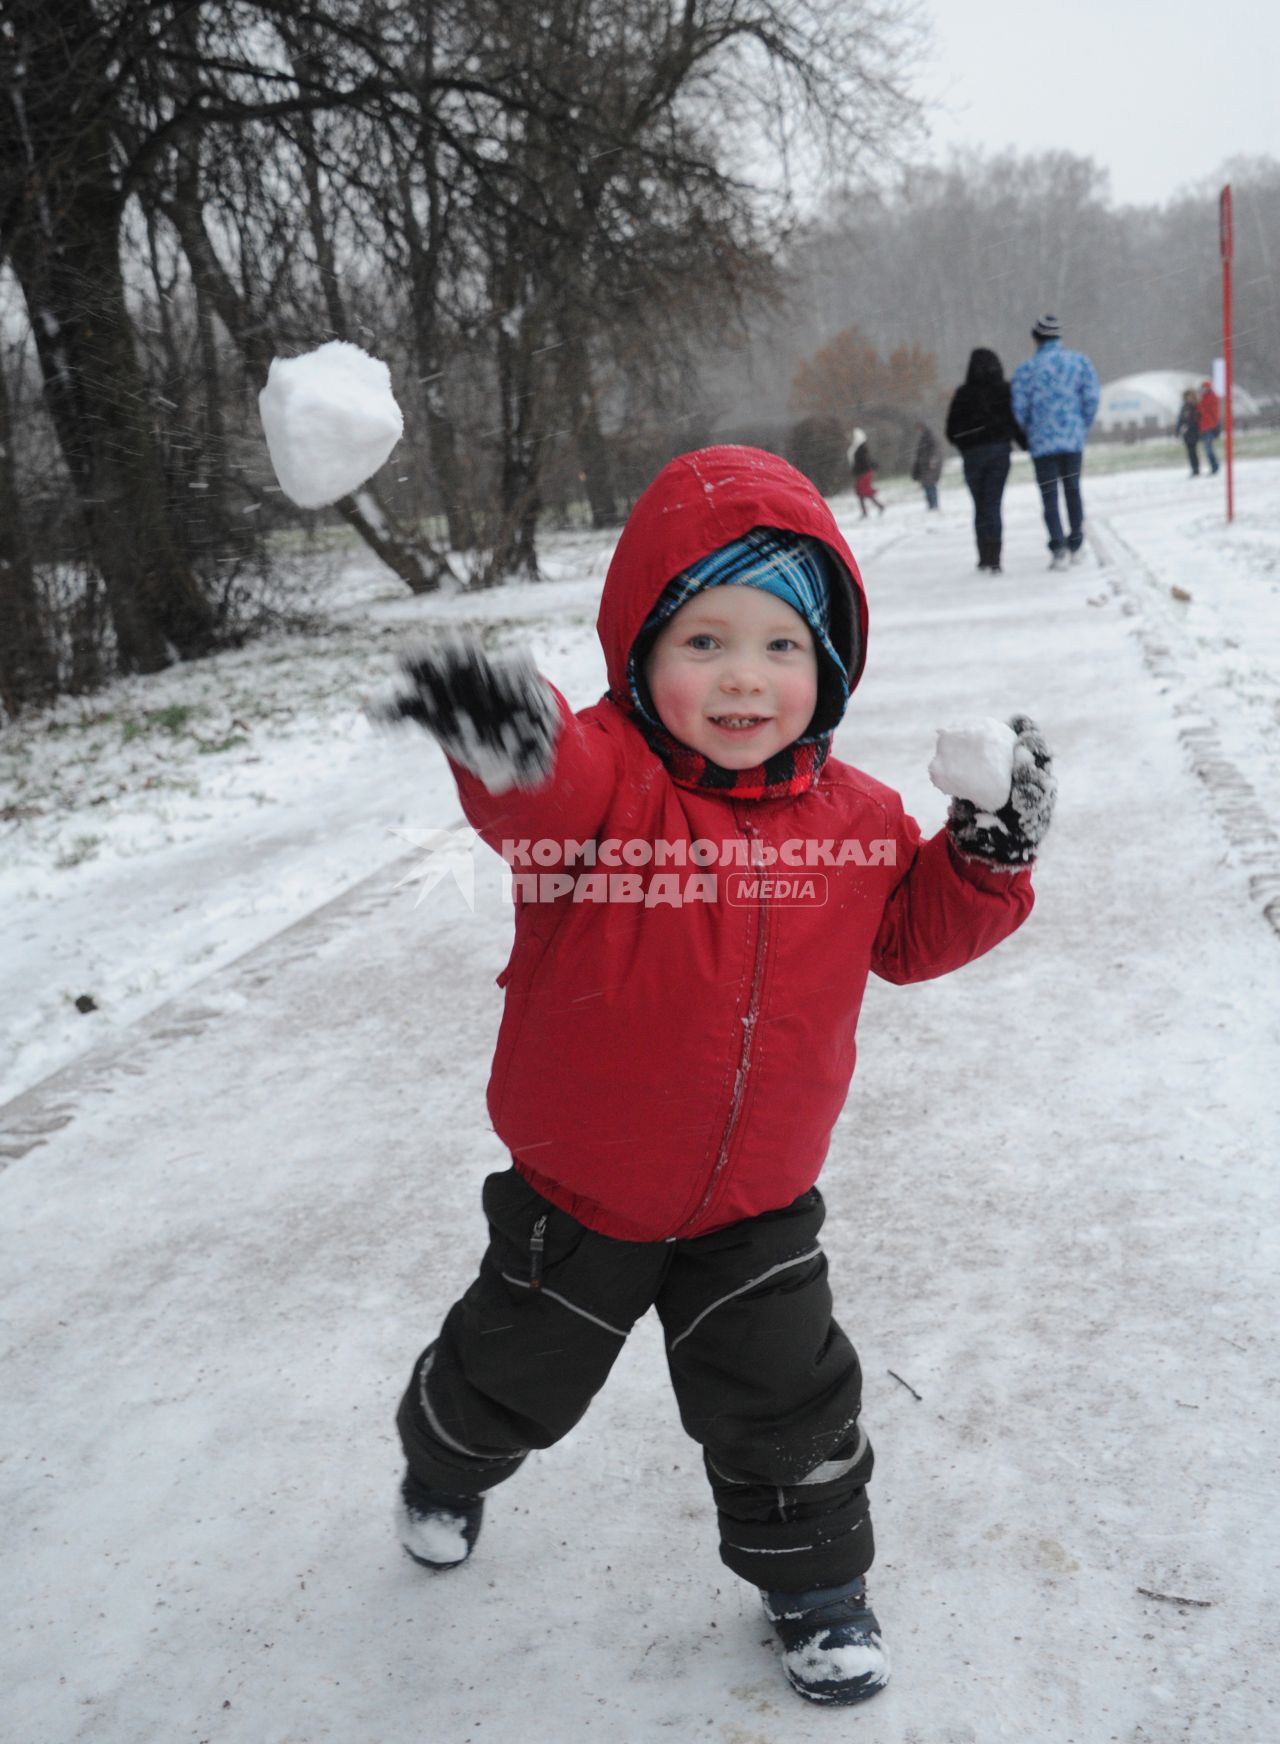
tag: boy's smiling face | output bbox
[645,585,819,767]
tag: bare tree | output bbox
[424,0,927,578]
[1,0,927,709]
[139,5,457,591]
[2,0,220,672]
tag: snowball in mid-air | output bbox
[928,717,1017,812]
[258,341,403,509]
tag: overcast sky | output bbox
[918,0,1280,207]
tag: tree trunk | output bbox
[193,271,233,572]
[423,377,477,554]
[9,223,217,670]
[4,0,215,674]
[0,351,58,716]
[485,312,543,583]
[397,139,476,553]
[287,36,349,341]
[558,329,616,527]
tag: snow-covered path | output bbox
[4,469,1279,1743]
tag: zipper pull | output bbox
[529,1214,547,1290]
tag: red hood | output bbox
[596,446,868,704]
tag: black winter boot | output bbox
[762,1576,890,1705]
[396,1472,484,1570]
[988,535,1002,574]
[976,538,992,570]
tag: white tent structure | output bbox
[1096,370,1260,438]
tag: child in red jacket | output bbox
[376,446,1054,1706]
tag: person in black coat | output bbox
[944,349,1027,573]
[1175,389,1201,477]
[910,423,942,511]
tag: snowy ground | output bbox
[3,457,1279,1742]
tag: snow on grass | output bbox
[0,538,609,1104]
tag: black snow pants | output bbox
[396,1168,874,1593]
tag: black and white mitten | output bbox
[370,636,560,792]
[947,715,1056,867]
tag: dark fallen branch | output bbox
[887,1369,922,1402]
[1137,1587,1211,1608]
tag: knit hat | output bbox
[1031,313,1062,342]
[628,526,852,743]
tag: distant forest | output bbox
[704,150,1279,480]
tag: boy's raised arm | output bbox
[871,716,1054,984]
[373,637,619,847]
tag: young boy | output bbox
[376,446,1054,1706]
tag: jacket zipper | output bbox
[675,818,770,1235]
[529,1214,547,1289]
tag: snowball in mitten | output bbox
[946,715,1055,867]
[369,637,560,793]
[929,718,1017,813]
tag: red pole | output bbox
[1220,184,1234,522]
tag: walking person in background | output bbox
[1011,314,1100,571]
[910,423,943,514]
[1175,389,1201,477]
[847,426,886,517]
[1197,379,1222,475]
[945,348,1027,574]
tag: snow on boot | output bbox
[396,1473,484,1571]
[762,1576,890,1706]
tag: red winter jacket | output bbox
[450,446,1034,1241]
[1197,386,1221,433]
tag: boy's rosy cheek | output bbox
[793,673,820,714]
[650,666,699,725]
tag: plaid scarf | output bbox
[621,527,848,801]
[622,713,832,801]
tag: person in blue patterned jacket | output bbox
[1010,315,1101,570]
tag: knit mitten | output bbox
[371,637,560,792]
[947,714,1055,867]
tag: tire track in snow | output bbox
[1090,513,1280,939]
